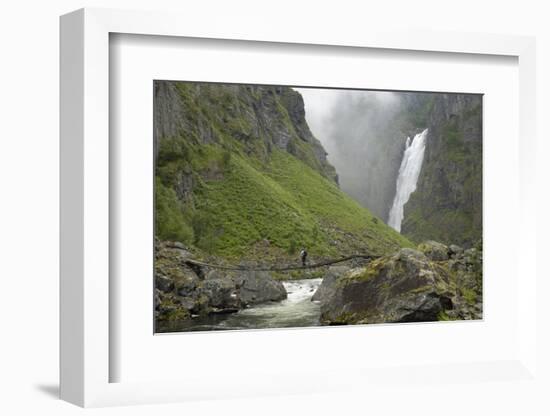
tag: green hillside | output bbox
[154,82,412,262]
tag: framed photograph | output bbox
[60,8,539,409]
[152,81,483,334]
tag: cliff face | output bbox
[330,91,482,247]
[154,82,337,182]
[401,94,482,247]
[153,81,411,260]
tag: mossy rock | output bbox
[417,240,450,261]
[320,247,454,325]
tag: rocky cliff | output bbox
[327,92,482,247]
[401,94,482,247]
[316,240,483,324]
[154,82,337,182]
[154,81,412,261]
[155,240,288,326]
[154,82,418,328]
[319,92,426,220]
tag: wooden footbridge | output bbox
[183,254,379,272]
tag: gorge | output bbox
[300,90,482,247]
[153,82,483,331]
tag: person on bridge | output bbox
[300,248,308,267]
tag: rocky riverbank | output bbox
[155,240,287,324]
[315,240,482,324]
[156,239,482,329]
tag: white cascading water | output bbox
[388,128,428,232]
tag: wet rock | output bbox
[201,278,241,310]
[311,275,336,303]
[311,265,349,303]
[210,307,240,315]
[238,271,287,305]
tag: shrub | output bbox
[288,239,298,255]
[155,177,194,244]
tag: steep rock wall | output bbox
[401,94,482,247]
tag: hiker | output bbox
[300,248,308,267]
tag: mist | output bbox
[295,88,411,221]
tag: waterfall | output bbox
[388,129,428,232]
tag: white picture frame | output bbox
[60,7,540,408]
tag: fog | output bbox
[295,87,408,220]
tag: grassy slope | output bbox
[155,83,413,261]
[193,148,412,260]
[157,142,412,261]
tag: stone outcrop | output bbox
[401,94,482,247]
[154,82,337,183]
[318,241,482,325]
[236,271,287,306]
[311,265,350,303]
[154,81,412,261]
[154,241,287,322]
[320,92,482,247]
[417,240,450,261]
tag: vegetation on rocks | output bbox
[316,240,482,325]
[401,95,482,247]
[154,81,412,265]
[154,240,288,329]
[319,92,482,248]
[153,81,483,330]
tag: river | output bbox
[157,278,323,333]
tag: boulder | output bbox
[200,278,241,310]
[156,242,199,284]
[311,265,350,303]
[156,293,191,321]
[170,241,187,250]
[204,269,224,280]
[320,248,454,325]
[175,275,198,297]
[175,296,197,311]
[448,244,464,258]
[155,274,174,292]
[417,240,450,261]
[156,241,193,266]
[170,246,193,262]
[237,271,287,305]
